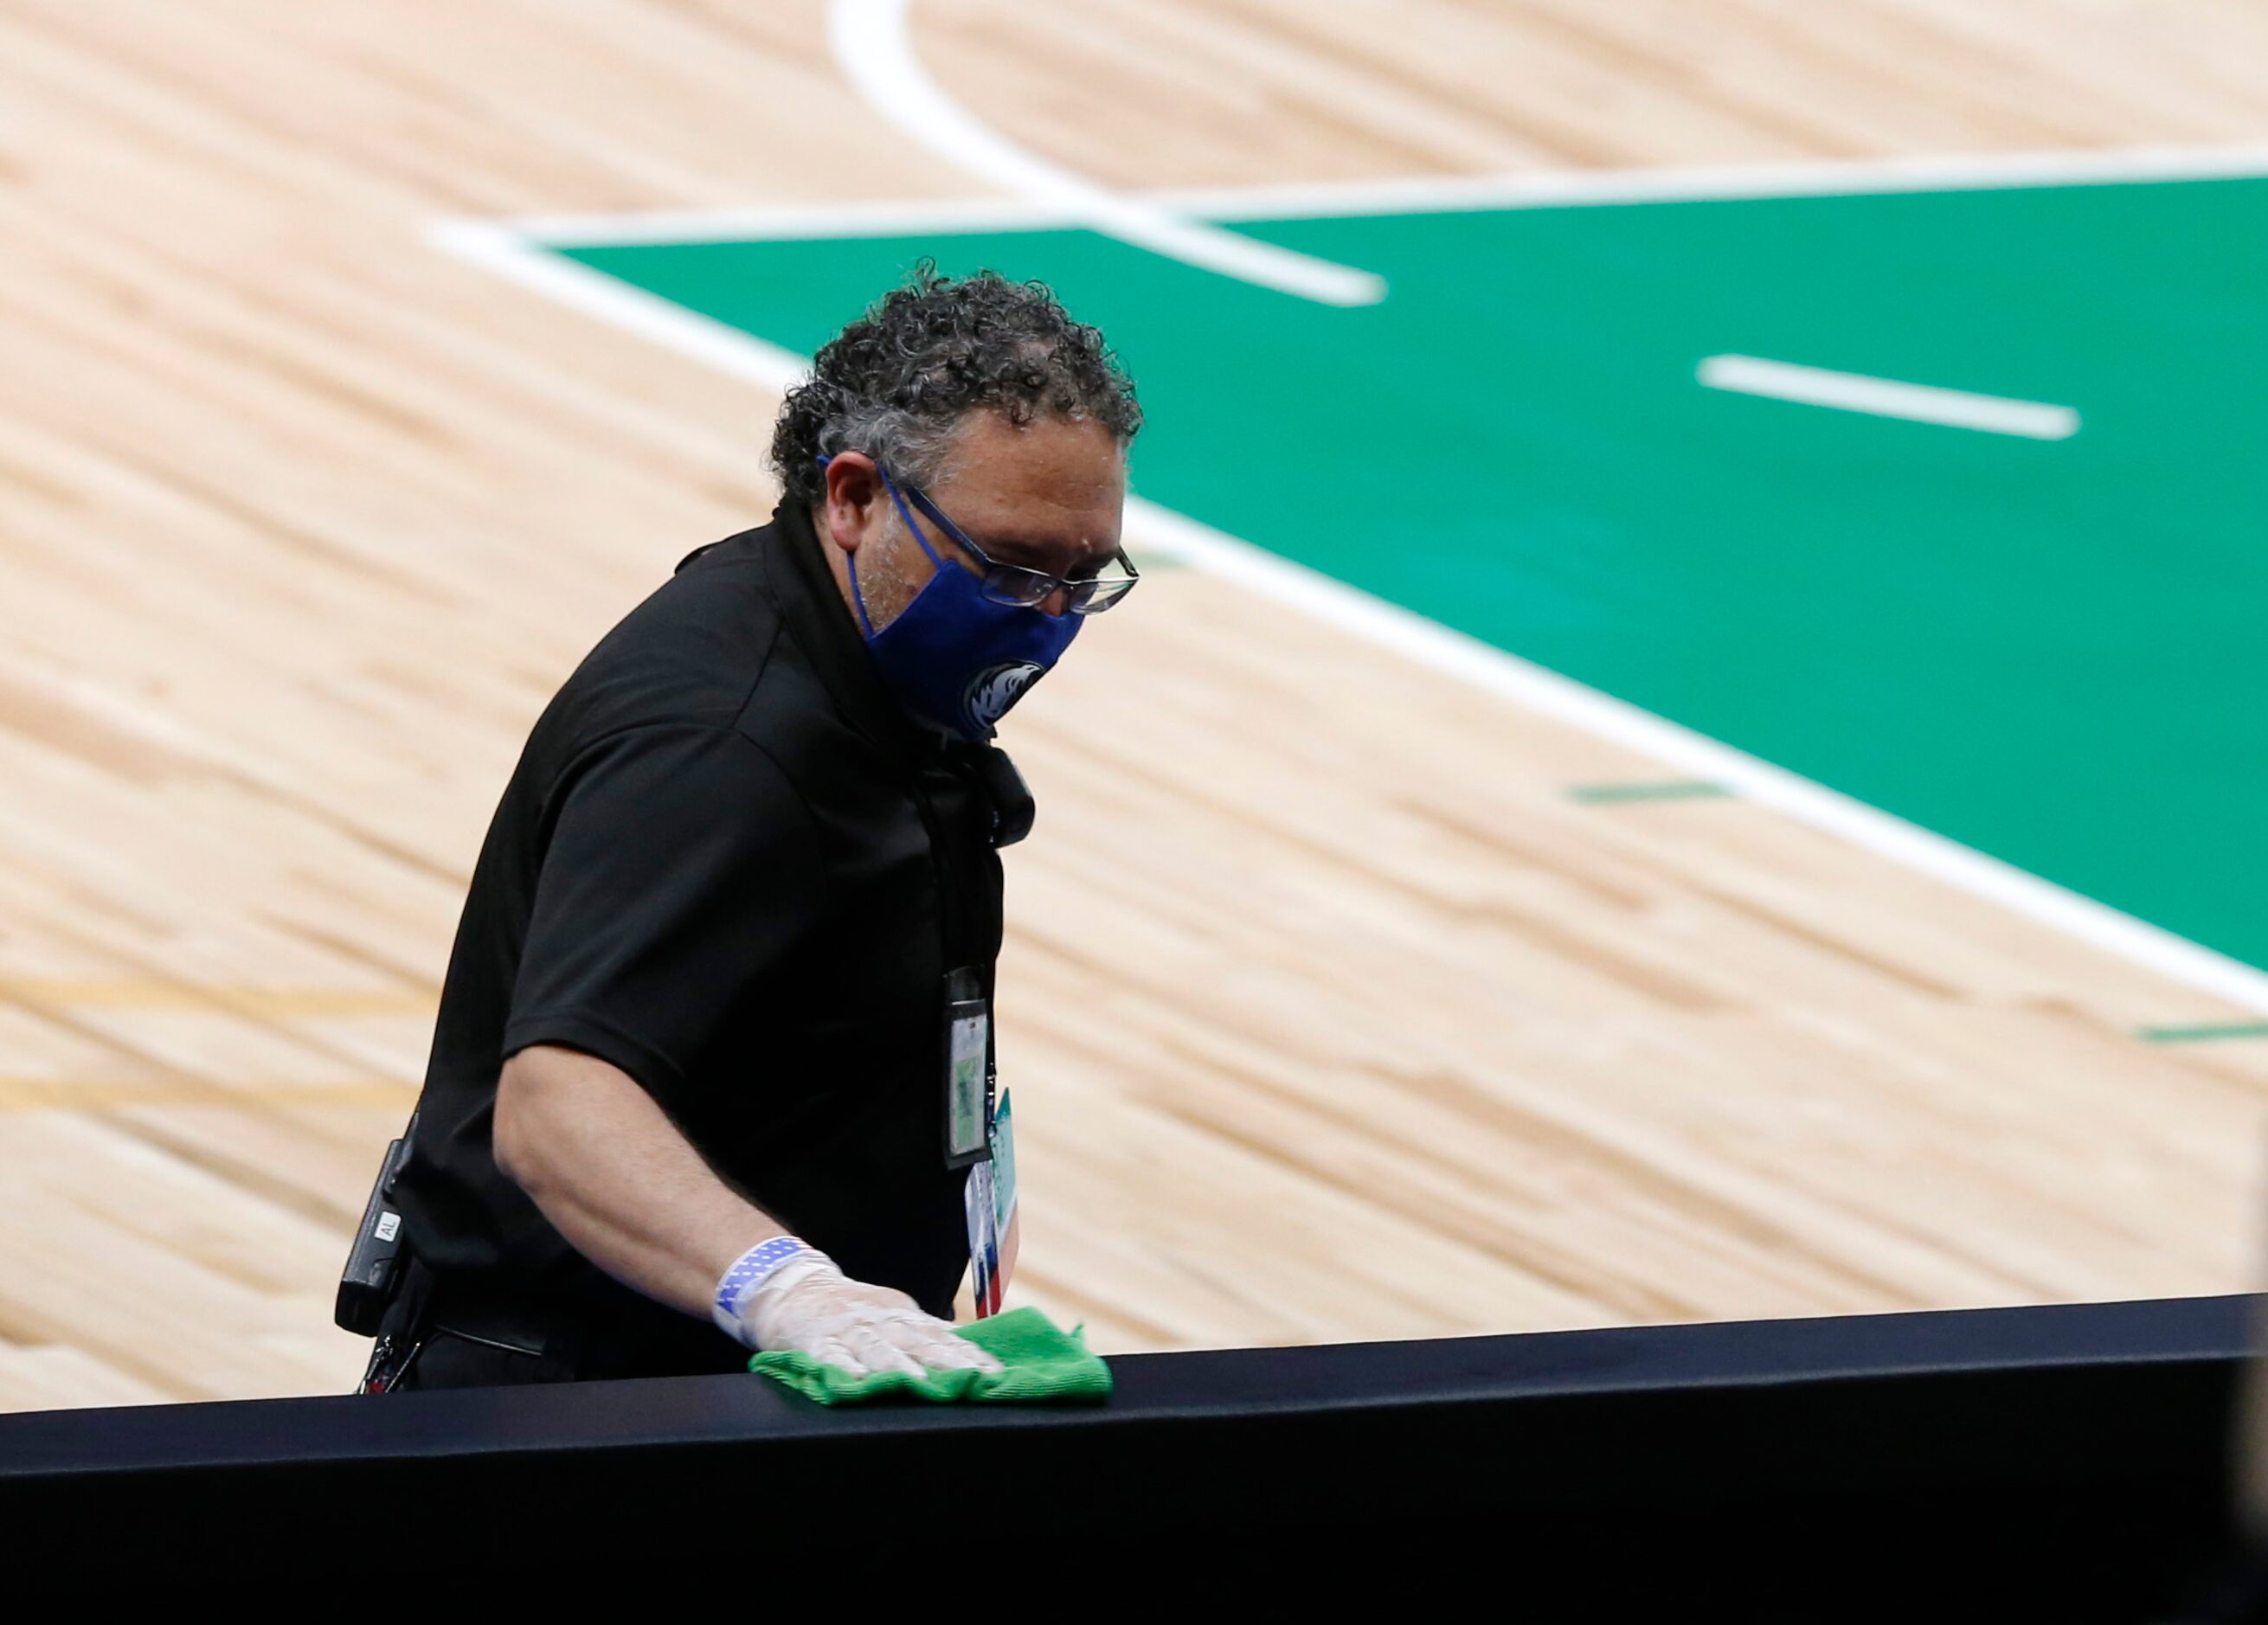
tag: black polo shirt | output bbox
[393,501,1022,1378]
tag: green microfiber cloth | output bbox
[749,1306,1113,1407]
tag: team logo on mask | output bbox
[965,661,1047,734]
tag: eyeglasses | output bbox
[883,469,1139,616]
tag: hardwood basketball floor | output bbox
[3,0,2268,1407]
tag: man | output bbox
[361,267,1141,1390]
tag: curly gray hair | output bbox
[769,264,1141,507]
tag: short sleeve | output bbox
[503,724,826,1106]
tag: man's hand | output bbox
[495,1048,999,1378]
[732,1250,1003,1378]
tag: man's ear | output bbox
[820,453,884,555]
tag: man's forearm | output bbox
[492,1044,785,1320]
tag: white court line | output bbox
[826,0,1385,306]
[1167,141,2268,222]
[498,142,2268,248]
[1699,355,2080,440]
[429,220,812,390]
[427,192,2268,1018]
[524,196,1083,249]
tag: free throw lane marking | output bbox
[2138,1021,2268,1043]
[1698,355,2080,439]
[1568,780,1735,805]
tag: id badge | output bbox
[990,1090,1019,1297]
[965,1090,1020,1319]
[941,967,993,1170]
[964,1159,1002,1319]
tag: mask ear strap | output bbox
[816,453,892,638]
[819,456,933,636]
[847,549,880,637]
[878,467,948,568]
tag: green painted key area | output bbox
[555,177,2268,968]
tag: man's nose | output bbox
[1039,587,1074,618]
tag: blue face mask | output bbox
[837,462,1081,742]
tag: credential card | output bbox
[946,1008,988,1162]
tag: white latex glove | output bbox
[729,1249,1003,1379]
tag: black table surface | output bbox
[4,1294,2257,1612]
[0,1291,2249,1477]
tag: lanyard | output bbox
[912,753,1000,1172]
